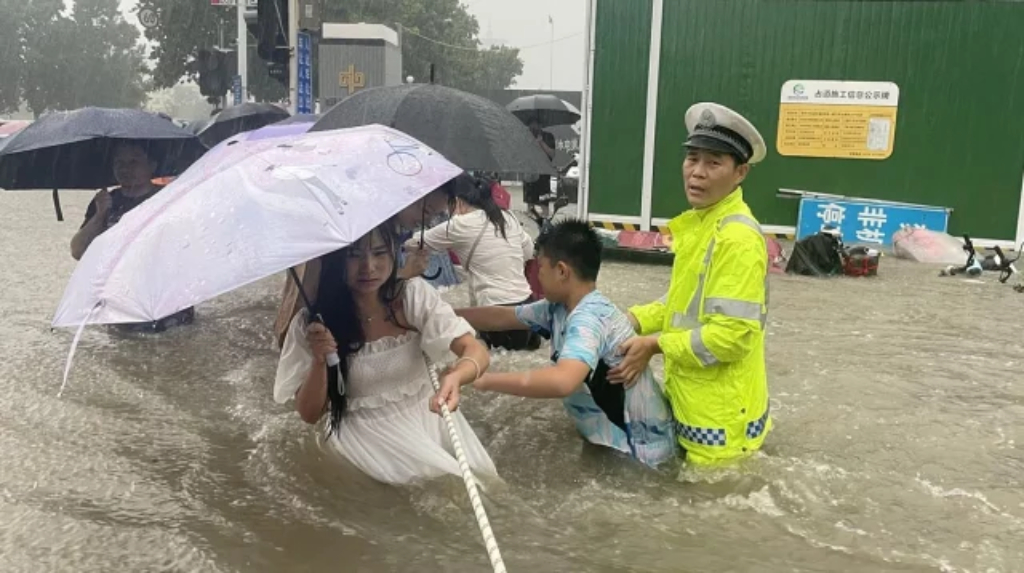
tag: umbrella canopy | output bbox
[239,120,314,142]
[0,120,31,140]
[198,102,290,148]
[507,94,581,128]
[275,114,320,126]
[0,107,206,191]
[0,121,30,154]
[312,84,556,176]
[52,124,461,328]
[186,117,210,135]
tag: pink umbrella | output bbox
[0,120,30,137]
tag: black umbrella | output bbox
[197,102,290,148]
[507,94,581,128]
[0,107,206,221]
[275,113,320,126]
[311,84,556,177]
[186,117,210,135]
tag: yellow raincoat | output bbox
[630,188,770,465]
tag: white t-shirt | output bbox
[417,210,534,306]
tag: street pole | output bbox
[288,0,299,114]
[549,16,554,90]
[236,0,248,105]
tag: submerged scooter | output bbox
[526,159,576,236]
[940,235,1022,286]
[940,235,984,277]
[526,191,571,238]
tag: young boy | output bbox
[456,219,677,467]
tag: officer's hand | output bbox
[608,335,659,387]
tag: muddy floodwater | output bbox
[1,190,1023,572]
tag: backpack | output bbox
[786,232,845,276]
[842,246,880,277]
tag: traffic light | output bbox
[256,0,289,65]
[246,0,290,86]
[196,48,237,102]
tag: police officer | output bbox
[609,102,771,465]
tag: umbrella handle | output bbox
[288,267,340,367]
[52,189,64,222]
[415,198,442,280]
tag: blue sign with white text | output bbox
[297,31,313,115]
[796,197,949,247]
[232,75,242,105]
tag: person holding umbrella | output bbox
[0,107,205,221]
[272,182,453,349]
[404,173,542,351]
[275,221,498,485]
[523,119,557,219]
[53,126,510,561]
[70,143,195,331]
[506,94,581,220]
[71,144,158,259]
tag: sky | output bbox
[119,0,588,91]
[465,0,587,90]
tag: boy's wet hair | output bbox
[535,218,602,282]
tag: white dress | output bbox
[273,278,498,485]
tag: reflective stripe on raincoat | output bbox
[630,188,771,465]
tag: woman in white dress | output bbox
[274,222,498,485]
[406,174,542,351]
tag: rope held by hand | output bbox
[424,353,507,573]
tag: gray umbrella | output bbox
[186,117,210,135]
[197,102,290,148]
[274,113,320,126]
[311,84,556,176]
[0,107,206,220]
[507,94,581,128]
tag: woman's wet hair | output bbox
[314,222,406,434]
[443,173,509,240]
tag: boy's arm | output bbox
[476,307,601,398]
[455,306,529,332]
[457,299,552,333]
[475,360,590,399]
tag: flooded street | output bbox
[2,190,1023,573]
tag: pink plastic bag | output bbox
[766,235,786,274]
[491,181,511,210]
[893,228,965,265]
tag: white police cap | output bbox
[684,102,766,165]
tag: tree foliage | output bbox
[135,0,284,106]
[147,83,215,121]
[0,0,147,117]
[138,0,523,108]
[0,0,24,114]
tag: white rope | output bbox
[424,354,508,573]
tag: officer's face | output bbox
[682,149,750,209]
